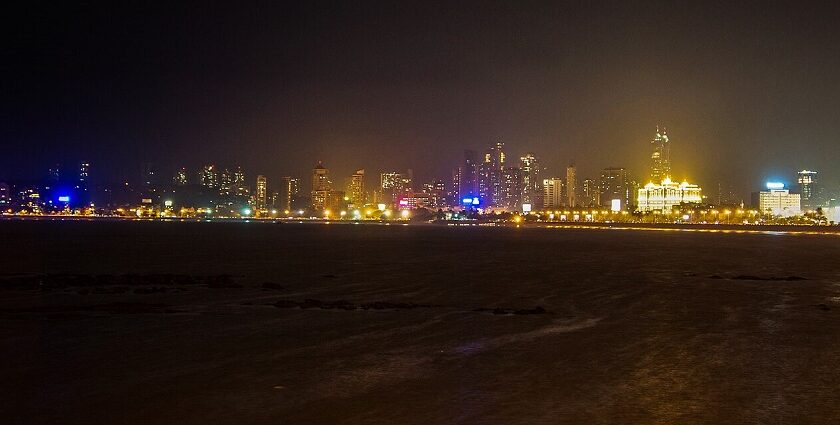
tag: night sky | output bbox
[3,1,840,195]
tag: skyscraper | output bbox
[566,164,577,207]
[543,178,564,209]
[79,161,90,183]
[349,169,365,206]
[311,162,331,210]
[582,178,598,206]
[478,142,505,207]
[500,166,522,210]
[173,167,188,186]
[600,167,629,210]
[255,175,267,213]
[797,170,818,209]
[520,153,542,207]
[201,165,217,188]
[459,150,479,201]
[380,171,411,205]
[649,127,671,183]
[279,176,299,212]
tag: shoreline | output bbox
[2,214,840,235]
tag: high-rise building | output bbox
[0,182,10,208]
[423,180,447,209]
[478,142,505,207]
[311,162,331,210]
[348,169,365,206]
[233,166,248,197]
[520,153,542,207]
[219,169,233,195]
[380,171,411,205]
[201,165,218,188]
[637,177,702,212]
[255,175,267,213]
[797,170,819,209]
[582,178,598,206]
[600,167,629,210]
[543,178,564,209]
[459,150,479,201]
[758,183,801,217]
[173,168,188,186]
[649,127,671,183]
[566,164,577,207]
[279,177,299,212]
[79,161,90,183]
[500,166,522,210]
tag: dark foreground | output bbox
[1,221,840,424]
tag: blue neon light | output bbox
[58,196,70,203]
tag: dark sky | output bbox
[2,1,840,196]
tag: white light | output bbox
[610,199,621,212]
[766,182,785,190]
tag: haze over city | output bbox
[3,1,840,195]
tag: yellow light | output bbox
[384,210,392,217]
[324,210,331,217]
[513,215,522,223]
[400,209,410,219]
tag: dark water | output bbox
[1,220,840,424]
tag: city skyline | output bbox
[3,2,840,195]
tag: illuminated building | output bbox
[0,182,9,208]
[478,142,505,207]
[348,169,365,206]
[566,164,577,207]
[599,167,629,210]
[200,165,218,188]
[543,178,564,209]
[637,178,702,212]
[279,176,299,212]
[582,178,598,206]
[520,153,542,206]
[255,175,267,213]
[758,182,801,216]
[233,166,248,197]
[422,180,447,209]
[380,171,411,205]
[797,170,823,209]
[311,162,331,210]
[459,150,479,202]
[649,127,671,183]
[451,167,462,205]
[219,169,233,195]
[173,167,188,186]
[79,161,90,183]
[500,166,522,210]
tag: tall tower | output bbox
[650,127,671,183]
[255,175,267,213]
[600,167,628,210]
[566,164,577,207]
[311,162,331,210]
[349,169,365,206]
[797,170,818,209]
[520,153,542,206]
[280,176,299,212]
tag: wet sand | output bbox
[1,220,840,424]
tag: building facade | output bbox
[759,186,801,217]
[311,162,331,210]
[637,178,702,212]
[599,167,629,210]
[543,178,564,209]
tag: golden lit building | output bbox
[637,177,702,212]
